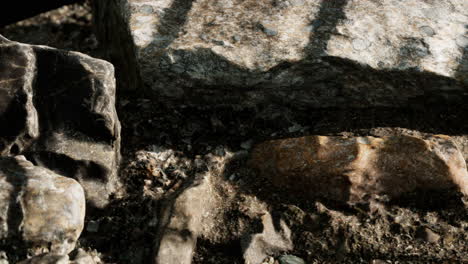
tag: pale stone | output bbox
[0,157,85,255]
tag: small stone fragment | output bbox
[263,27,278,36]
[419,26,435,37]
[352,38,370,51]
[86,221,100,233]
[278,255,305,264]
[241,140,254,150]
[242,212,293,264]
[70,249,96,264]
[416,227,441,243]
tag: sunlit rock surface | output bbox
[0,156,85,255]
[94,0,467,107]
[0,35,121,207]
[249,135,468,203]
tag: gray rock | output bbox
[242,213,293,264]
[153,173,214,264]
[0,251,7,264]
[0,156,85,255]
[93,0,467,108]
[278,255,305,264]
[18,254,69,264]
[0,35,121,208]
[70,249,96,264]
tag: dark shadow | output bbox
[0,157,29,259]
[0,42,32,155]
[152,0,195,50]
[33,47,118,144]
[0,0,83,27]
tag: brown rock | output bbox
[249,135,468,203]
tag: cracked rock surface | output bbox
[93,0,467,108]
[0,35,121,208]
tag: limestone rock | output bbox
[0,35,121,208]
[0,156,85,255]
[93,0,467,108]
[249,135,468,203]
[153,173,214,264]
[18,254,69,264]
[242,212,293,264]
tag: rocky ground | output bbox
[0,2,467,264]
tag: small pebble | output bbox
[352,38,370,51]
[278,255,305,264]
[419,26,435,37]
[139,5,154,14]
[288,123,303,133]
[264,28,278,36]
[241,140,254,150]
[86,221,99,233]
[229,173,237,181]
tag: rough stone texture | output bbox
[18,254,69,264]
[153,173,214,264]
[241,212,293,264]
[0,156,85,255]
[0,35,121,208]
[93,0,467,108]
[249,135,468,203]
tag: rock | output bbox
[69,249,96,264]
[153,173,214,264]
[0,251,7,264]
[242,212,293,264]
[0,35,121,208]
[93,0,467,108]
[86,221,99,233]
[0,156,85,255]
[249,135,468,203]
[416,227,441,243]
[278,255,305,264]
[18,254,69,264]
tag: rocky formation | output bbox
[0,35,121,208]
[0,156,85,256]
[250,135,468,203]
[93,0,467,108]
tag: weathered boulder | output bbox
[0,35,121,207]
[249,135,468,203]
[0,156,85,255]
[93,0,467,107]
